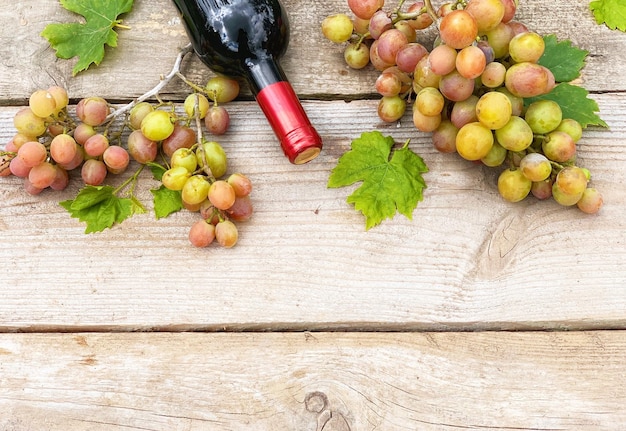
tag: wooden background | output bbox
[1,0,625,429]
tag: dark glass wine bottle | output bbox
[172,0,323,164]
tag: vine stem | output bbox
[105,43,194,122]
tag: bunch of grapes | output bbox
[321,0,602,214]
[1,75,255,247]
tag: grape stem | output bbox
[105,43,194,122]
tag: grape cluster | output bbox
[1,75,255,247]
[321,0,602,214]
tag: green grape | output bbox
[378,95,406,122]
[555,166,588,196]
[508,31,545,63]
[29,89,57,118]
[129,102,154,130]
[215,220,239,248]
[456,122,494,161]
[481,141,507,167]
[524,100,562,134]
[464,0,505,32]
[554,118,583,142]
[495,87,524,116]
[182,175,211,206]
[476,91,512,130]
[188,220,216,247]
[519,152,552,182]
[576,188,603,214]
[481,62,507,88]
[162,166,191,191]
[494,116,533,151]
[208,180,236,210]
[552,182,583,206]
[14,107,47,137]
[184,93,210,119]
[171,148,198,173]
[47,86,69,113]
[416,87,445,116]
[196,140,228,178]
[141,110,175,141]
[542,131,576,162]
[344,42,370,69]
[413,55,441,89]
[321,13,354,43]
[483,22,515,59]
[205,76,240,103]
[412,103,441,132]
[498,168,532,202]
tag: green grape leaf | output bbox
[41,0,134,75]
[590,0,626,32]
[60,185,137,233]
[328,131,428,230]
[525,83,608,128]
[538,35,589,82]
[151,185,183,219]
[148,162,167,182]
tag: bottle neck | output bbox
[243,57,287,95]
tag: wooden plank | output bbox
[1,93,624,331]
[1,331,625,430]
[0,0,624,104]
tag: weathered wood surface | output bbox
[2,331,626,430]
[1,0,626,428]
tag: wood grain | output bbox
[1,331,625,430]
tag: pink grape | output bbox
[50,134,78,165]
[456,45,486,79]
[428,44,457,76]
[103,145,130,174]
[215,220,238,248]
[17,141,47,168]
[464,0,505,32]
[227,195,254,222]
[84,134,109,158]
[50,166,69,191]
[208,180,237,210]
[439,10,478,49]
[28,161,57,189]
[369,10,393,39]
[76,97,109,126]
[395,43,428,73]
[9,155,32,177]
[348,0,384,20]
[162,124,196,158]
[204,106,230,135]
[81,159,108,186]
[127,130,158,164]
[228,173,253,197]
[73,123,97,145]
[376,29,408,64]
[439,70,475,102]
[23,178,44,196]
[189,220,216,247]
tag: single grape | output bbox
[141,110,175,142]
[481,141,507,167]
[413,55,442,88]
[412,104,442,132]
[407,1,434,30]
[182,175,212,206]
[416,87,445,116]
[456,45,486,79]
[83,134,110,158]
[498,168,532,203]
[376,71,402,97]
[184,93,210,119]
[483,22,515,59]
[23,178,44,196]
[394,20,417,43]
[369,10,393,40]
[73,123,97,145]
[162,124,196,158]
[439,10,478,50]
[344,42,371,69]
[81,159,108,186]
[352,16,370,35]
[13,107,47,137]
[555,166,588,196]
[215,220,239,248]
[103,145,130,174]
[439,70,475,102]
[196,140,228,178]
[481,62,507,88]
[475,91,512,130]
[47,86,69,113]
[127,129,158,164]
[376,29,408,64]
[29,89,57,118]
[525,100,563,134]
[464,0,505,32]
[208,180,237,210]
[531,178,553,200]
[552,182,583,206]
[17,141,47,168]
[395,43,428,74]
[49,165,69,191]
[189,220,216,247]
[501,0,518,23]
[519,152,552,182]
[227,195,254,222]
[11,133,34,149]
[428,44,457,76]
[9,155,31,178]
[369,40,395,71]
[28,161,57,189]
[348,0,384,20]
[162,166,191,191]
[554,118,583,143]
[228,173,253,197]
[58,146,85,171]
[505,62,555,98]
[476,40,495,64]
[576,188,603,214]
[50,134,78,165]
[450,95,479,129]
[455,122,494,161]
[432,120,459,153]
[495,87,524,117]
[494,116,533,151]
[129,102,155,130]
[321,13,354,43]
[509,31,545,63]
[171,148,198,173]
[204,106,230,135]
[76,97,109,126]
[378,95,406,122]
[47,123,65,137]
[205,76,240,103]
[508,20,528,35]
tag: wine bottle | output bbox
[172,0,323,164]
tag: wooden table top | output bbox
[1,0,625,429]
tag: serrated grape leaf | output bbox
[59,185,135,233]
[41,0,134,75]
[590,0,626,32]
[538,35,588,82]
[525,83,608,128]
[328,131,428,230]
[151,185,183,219]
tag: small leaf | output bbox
[328,131,428,230]
[525,83,608,128]
[148,162,167,182]
[151,185,183,219]
[590,0,626,32]
[41,0,134,75]
[60,185,135,233]
[538,35,588,82]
